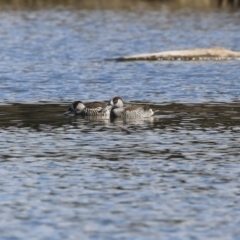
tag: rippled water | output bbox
[0,5,240,240]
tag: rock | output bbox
[115,47,240,61]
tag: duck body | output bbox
[104,96,155,119]
[111,104,154,118]
[66,101,110,117]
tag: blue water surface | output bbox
[0,6,240,240]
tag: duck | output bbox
[65,101,110,117]
[101,96,157,118]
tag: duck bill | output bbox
[100,105,113,113]
[63,110,71,115]
[63,107,73,115]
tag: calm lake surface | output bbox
[0,5,240,240]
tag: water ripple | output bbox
[0,7,240,240]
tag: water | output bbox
[0,5,240,240]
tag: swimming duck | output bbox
[65,101,110,117]
[102,96,156,118]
